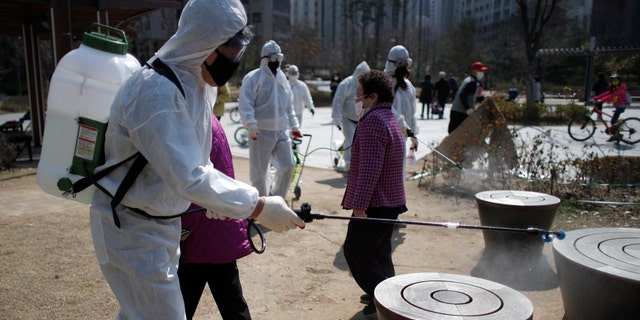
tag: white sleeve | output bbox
[332,82,347,121]
[238,72,258,126]
[303,84,315,110]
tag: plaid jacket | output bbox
[342,102,406,210]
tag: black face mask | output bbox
[268,61,280,75]
[204,50,240,86]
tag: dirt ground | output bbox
[1,157,572,320]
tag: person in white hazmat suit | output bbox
[287,65,316,127]
[331,61,370,172]
[238,40,303,198]
[384,45,419,152]
[89,1,305,319]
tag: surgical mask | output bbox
[355,101,365,118]
[204,49,239,86]
[268,61,280,74]
[288,74,299,82]
[476,71,484,81]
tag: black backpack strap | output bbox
[69,152,140,195]
[146,58,185,97]
[109,153,148,228]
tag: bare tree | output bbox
[516,0,561,118]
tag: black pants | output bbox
[448,110,468,134]
[178,261,251,320]
[343,210,400,297]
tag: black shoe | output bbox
[362,302,376,315]
[360,293,371,304]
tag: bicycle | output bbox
[234,126,249,146]
[228,105,242,124]
[567,105,640,144]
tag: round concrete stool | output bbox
[476,190,560,255]
[553,228,640,320]
[374,273,533,320]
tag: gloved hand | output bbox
[255,196,305,232]
[291,127,303,139]
[247,123,259,140]
[310,108,315,116]
[466,108,474,115]
[332,118,342,128]
[410,137,418,151]
[406,128,415,138]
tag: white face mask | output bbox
[288,74,298,82]
[355,101,365,118]
[476,71,484,81]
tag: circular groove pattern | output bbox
[375,273,533,319]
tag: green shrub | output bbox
[310,88,332,108]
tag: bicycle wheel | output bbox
[229,106,242,124]
[234,126,249,146]
[619,117,640,144]
[568,116,596,141]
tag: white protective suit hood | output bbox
[384,45,413,77]
[353,61,370,79]
[155,0,247,90]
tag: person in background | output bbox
[448,61,488,134]
[179,116,253,320]
[449,72,459,102]
[592,72,608,111]
[433,71,451,119]
[288,65,316,127]
[384,45,419,152]
[238,40,302,198]
[330,72,342,102]
[89,1,304,318]
[594,73,630,141]
[213,82,231,120]
[331,61,370,172]
[342,70,407,316]
[533,76,543,103]
[419,74,434,119]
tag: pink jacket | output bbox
[180,118,252,264]
[595,83,628,107]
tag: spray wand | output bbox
[294,203,566,242]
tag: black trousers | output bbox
[448,110,468,134]
[178,261,251,320]
[343,210,400,296]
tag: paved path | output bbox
[220,100,640,171]
[3,98,639,170]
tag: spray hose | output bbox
[294,203,566,242]
[406,130,464,171]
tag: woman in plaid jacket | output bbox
[341,70,408,315]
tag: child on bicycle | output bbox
[594,73,630,141]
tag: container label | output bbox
[75,124,98,160]
[70,117,107,176]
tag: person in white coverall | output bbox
[287,65,316,127]
[238,40,302,198]
[384,45,419,152]
[331,61,370,171]
[89,1,304,319]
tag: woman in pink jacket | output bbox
[594,73,630,127]
[179,117,253,320]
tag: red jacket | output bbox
[595,83,628,107]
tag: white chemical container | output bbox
[37,24,140,203]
